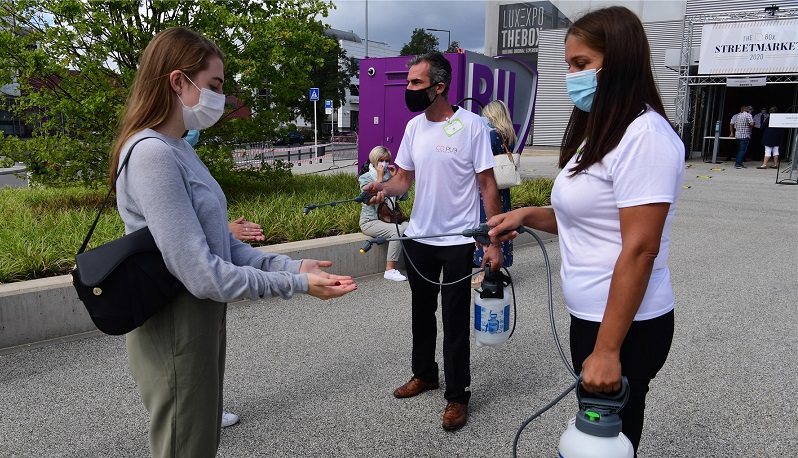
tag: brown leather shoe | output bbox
[393,377,440,398]
[442,401,468,431]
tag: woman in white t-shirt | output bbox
[488,6,685,455]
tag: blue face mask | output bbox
[184,130,200,147]
[565,68,601,112]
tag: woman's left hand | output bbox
[229,216,265,242]
[580,350,622,393]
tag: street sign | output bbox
[325,99,333,115]
[309,88,319,101]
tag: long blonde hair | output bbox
[109,27,223,186]
[483,99,517,147]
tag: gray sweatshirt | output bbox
[115,129,308,302]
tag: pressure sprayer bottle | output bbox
[473,267,512,347]
[558,377,634,458]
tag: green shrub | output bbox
[0,174,551,284]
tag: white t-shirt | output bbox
[394,106,495,245]
[551,109,685,322]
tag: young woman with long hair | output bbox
[111,27,356,457]
[488,7,685,455]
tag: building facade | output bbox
[484,0,798,160]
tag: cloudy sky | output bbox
[319,0,488,53]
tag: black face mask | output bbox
[405,84,438,112]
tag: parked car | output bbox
[274,131,305,146]
[331,131,358,143]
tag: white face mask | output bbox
[177,73,225,131]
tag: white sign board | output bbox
[698,19,798,75]
[726,76,766,87]
[768,113,798,128]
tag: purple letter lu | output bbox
[467,63,517,119]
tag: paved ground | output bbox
[1,151,796,457]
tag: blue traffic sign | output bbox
[309,88,319,101]
[325,99,332,109]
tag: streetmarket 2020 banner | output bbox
[698,19,798,75]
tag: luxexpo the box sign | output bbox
[698,19,798,75]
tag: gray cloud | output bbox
[320,0,488,54]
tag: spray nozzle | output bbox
[360,236,388,253]
[360,241,372,253]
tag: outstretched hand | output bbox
[306,273,357,299]
[300,259,357,299]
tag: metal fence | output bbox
[231,142,357,169]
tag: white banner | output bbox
[698,19,798,75]
[769,113,798,128]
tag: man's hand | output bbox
[361,181,386,205]
[481,240,503,271]
[229,216,264,242]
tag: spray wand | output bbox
[303,191,374,216]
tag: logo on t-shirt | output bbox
[436,145,458,154]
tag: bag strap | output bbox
[498,130,517,168]
[77,136,160,255]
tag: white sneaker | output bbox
[221,411,240,428]
[384,269,407,281]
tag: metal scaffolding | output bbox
[675,7,798,148]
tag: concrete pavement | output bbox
[0,152,796,457]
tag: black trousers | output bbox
[403,239,475,404]
[570,310,674,454]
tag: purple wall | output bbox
[357,51,537,168]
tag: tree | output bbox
[400,28,439,56]
[0,0,340,187]
[289,32,358,138]
[447,40,461,53]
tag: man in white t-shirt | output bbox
[362,52,502,432]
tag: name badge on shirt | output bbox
[443,118,464,137]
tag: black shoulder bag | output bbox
[71,137,184,335]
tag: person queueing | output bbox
[363,52,503,431]
[111,27,356,458]
[730,105,754,169]
[489,6,685,455]
[758,106,783,170]
[474,99,517,275]
[358,145,410,281]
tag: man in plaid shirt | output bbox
[730,105,754,169]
